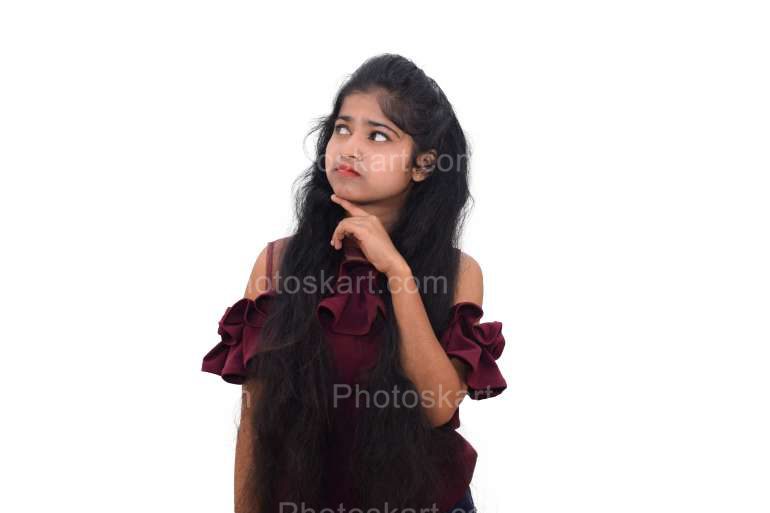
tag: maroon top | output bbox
[201,238,508,512]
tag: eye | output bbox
[370,131,389,142]
[334,124,390,142]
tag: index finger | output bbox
[330,193,369,217]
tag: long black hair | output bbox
[244,53,475,512]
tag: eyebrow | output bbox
[335,115,401,139]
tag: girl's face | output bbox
[324,91,434,206]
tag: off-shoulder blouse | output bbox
[201,237,508,512]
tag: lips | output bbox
[335,163,361,177]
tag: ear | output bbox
[411,149,437,182]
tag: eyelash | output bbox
[334,124,390,142]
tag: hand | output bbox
[329,193,409,276]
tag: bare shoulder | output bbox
[272,235,292,263]
[243,246,269,300]
[454,249,484,306]
[243,235,292,300]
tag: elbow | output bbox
[429,404,460,428]
[428,387,467,428]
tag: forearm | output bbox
[235,380,262,513]
[234,423,252,513]
[387,263,467,427]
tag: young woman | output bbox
[202,54,507,513]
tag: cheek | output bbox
[367,150,413,188]
[368,148,410,175]
[324,140,339,172]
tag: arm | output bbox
[235,378,263,513]
[234,245,272,512]
[388,252,484,428]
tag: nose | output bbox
[339,132,363,161]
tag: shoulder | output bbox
[272,235,292,259]
[243,235,293,299]
[453,249,484,306]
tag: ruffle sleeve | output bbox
[439,302,508,399]
[201,290,277,385]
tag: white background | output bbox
[1,1,768,512]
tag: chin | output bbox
[331,184,367,200]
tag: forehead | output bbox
[339,91,387,118]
